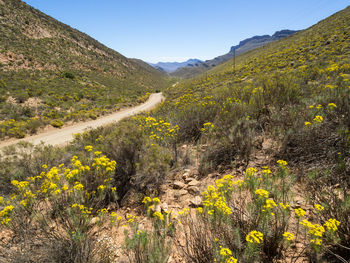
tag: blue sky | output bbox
[24,0,349,63]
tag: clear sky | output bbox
[23,0,349,63]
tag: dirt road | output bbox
[0,93,164,149]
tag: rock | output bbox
[292,196,306,208]
[188,179,200,187]
[169,204,182,209]
[182,172,190,179]
[187,186,200,195]
[173,181,185,189]
[178,239,186,247]
[91,217,99,224]
[107,202,117,210]
[189,196,202,207]
[208,173,219,178]
[174,189,188,198]
[159,184,168,193]
[161,202,168,212]
[154,204,161,212]
[184,177,196,183]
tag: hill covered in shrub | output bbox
[0,0,168,139]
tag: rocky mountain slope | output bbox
[171,29,298,78]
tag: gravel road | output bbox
[0,93,164,149]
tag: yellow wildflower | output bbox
[226,257,238,263]
[255,189,269,198]
[246,230,263,244]
[84,145,93,152]
[314,204,324,211]
[233,180,245,187]
[97,185,106,191]
[245,167,258,174]
[142,196,152,204]
[262,199,277,214]
[196,207,203,213]
[20,199,28,207]
[73,182,84,191]
[110,212,117,218]
[294,208,306,218]
[310,238,322,246]
[304,121,311,126]
[279,202,290,210]
[262,168,272,175]
[153,211,164,221]
[324,218,340,232]
[282,232,295,241]
[277,160,287,166]
[328,103,337,109]
[219,247,232,256]
[152,197,161,204]
[313,115,323,123]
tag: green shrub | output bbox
[63,71,75,79]
[50,119,64,128]
[8,126,26,138]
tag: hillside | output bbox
[171,29,298,78]
[0,0,167,140]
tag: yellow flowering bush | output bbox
[0,147,119,262]
[324,218,340,232]
[124,195,176,262]
[202,184,233,216]
[136,115,179,145]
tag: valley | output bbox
[0,1,349,262]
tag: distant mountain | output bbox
[150,59,203,73]
[229,29,299,53]
[171,29,299,78]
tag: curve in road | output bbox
[0,93,164,149]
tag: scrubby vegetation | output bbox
[0,3,350,263]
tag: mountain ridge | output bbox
[149,58,202,73]
[170,29,298,78]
